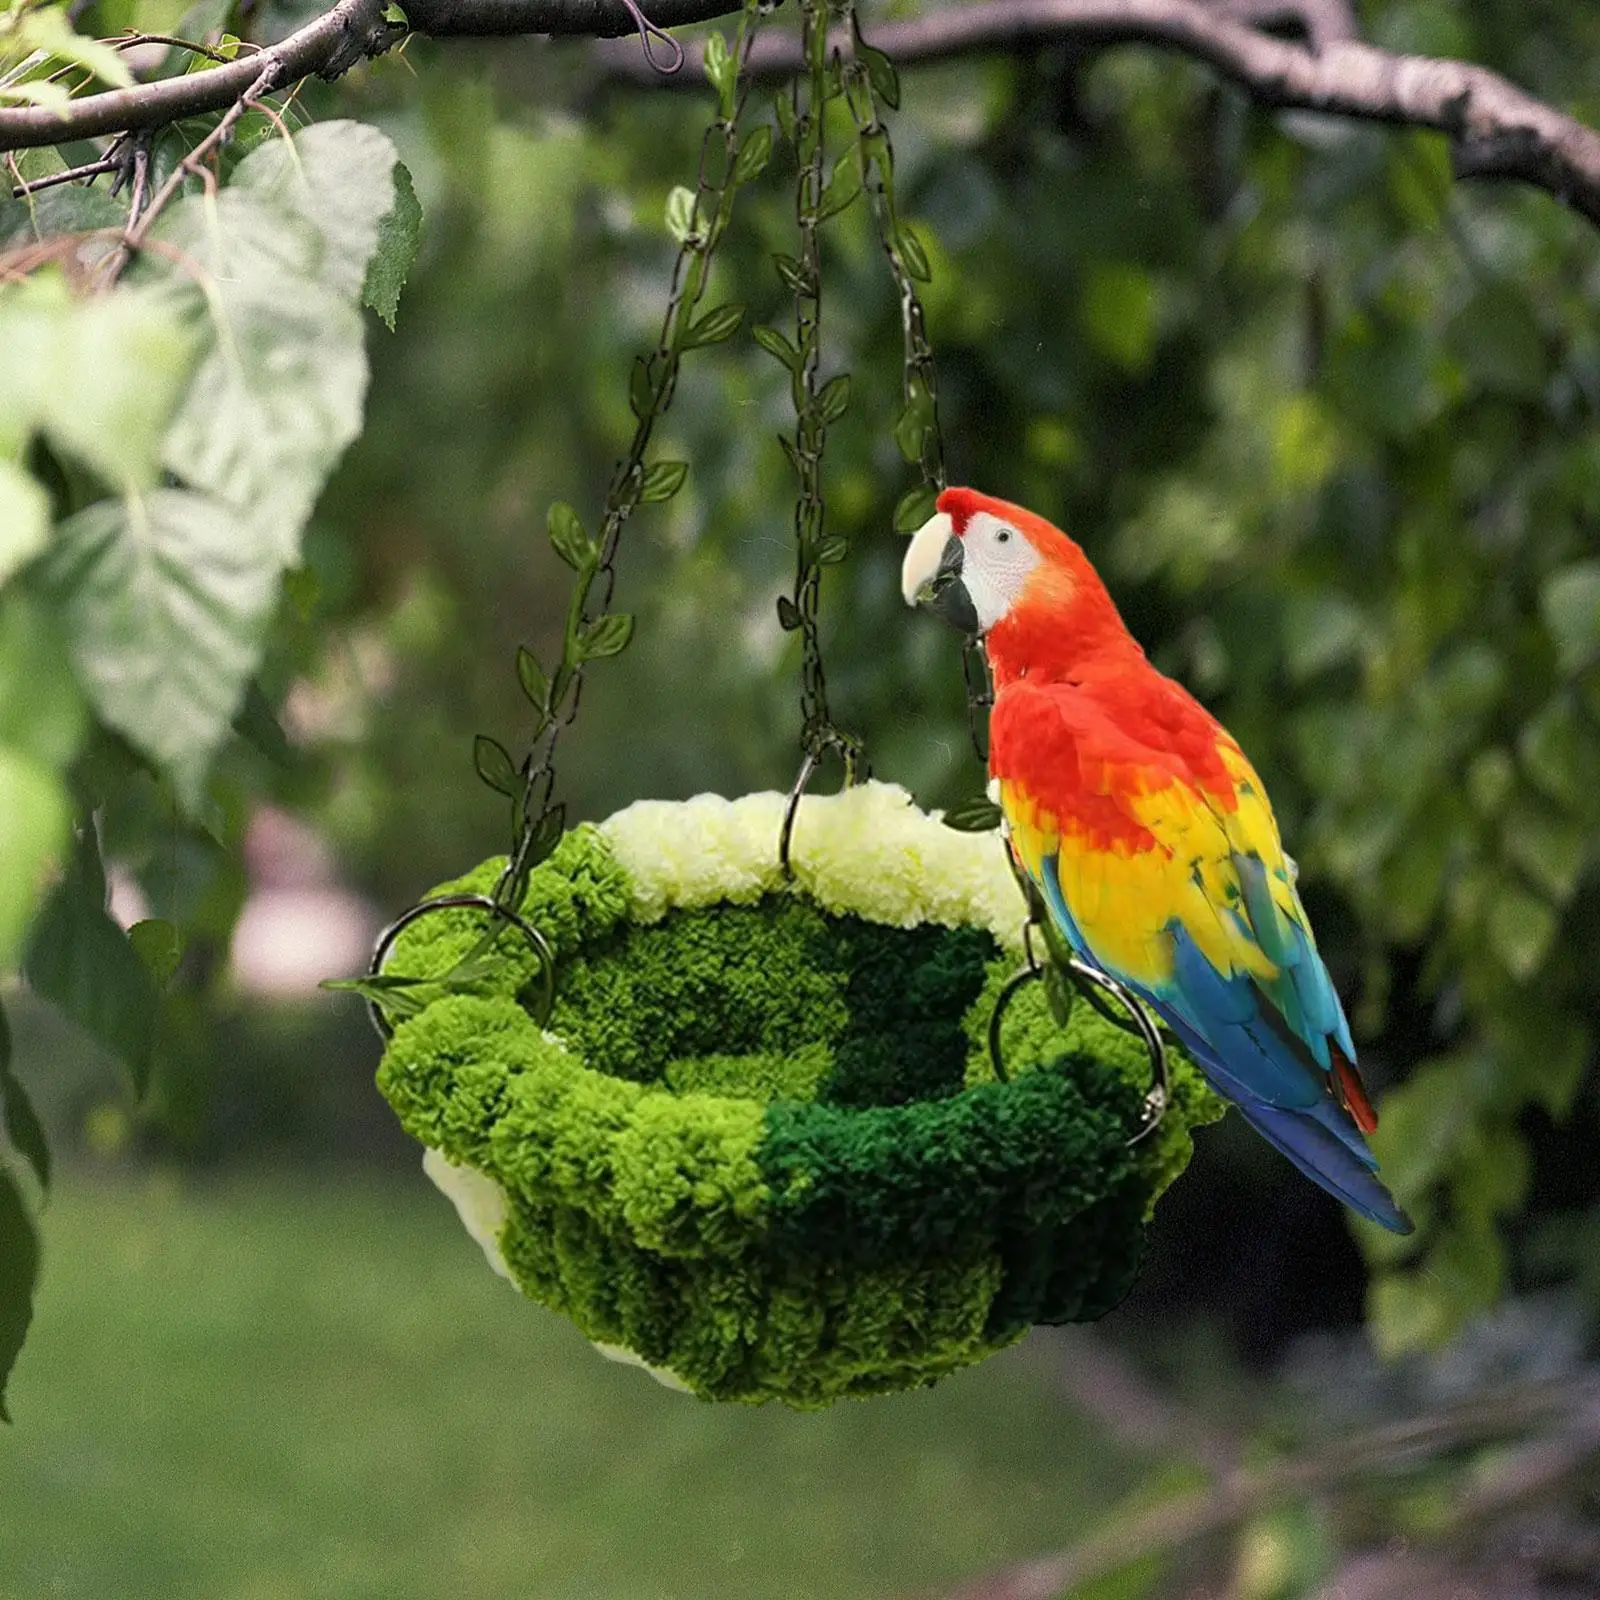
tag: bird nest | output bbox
[374,782,1222,1407]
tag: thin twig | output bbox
[926,1374,1600,1600]
[110,32,253,66]
[8,154,120,198]
[95,61,279,289]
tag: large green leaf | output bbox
[0,746,67,972]
[36,489,279,807]
[0,458,47,587]
[1540,562,1600,674]
[0,999,48,1192]
[24,825,159,1093]
[0,1163,38,1423]
[0,274,192,489]
[233,121,405,302]
[151,196,367,567]
[0,592,86,771]
[363,161,422,332]
[147,123,402,567]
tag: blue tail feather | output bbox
[1033,851,1411,1233]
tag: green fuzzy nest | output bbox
[376,827,1222,1407]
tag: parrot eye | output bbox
[995,528,1012,543]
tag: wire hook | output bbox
[614,0,685,74]
[364,893,555,1043]
[986,914,1170,1146]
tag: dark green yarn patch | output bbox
[375,831,1225,1406]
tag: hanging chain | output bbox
[354,0,774,1037]
[836,20,997,776]
[772,0,864,872]
[839,22,945,516]
[486,0,774,917]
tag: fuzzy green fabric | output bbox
[376,830,1224,1406]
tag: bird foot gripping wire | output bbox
[987,912,1170,1147]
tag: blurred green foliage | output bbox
[0,0,1598,1415]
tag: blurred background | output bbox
[4,1,1600,1596]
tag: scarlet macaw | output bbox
[901,487,1412,1233]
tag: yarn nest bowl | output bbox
[375,781,1222,1407]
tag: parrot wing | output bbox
[992,676,1410,1234]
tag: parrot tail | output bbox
[1331,1048,1378,1135]
[1230,1095,1414,1234]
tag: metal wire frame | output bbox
[364,893,554,1043]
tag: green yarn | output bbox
[375,830,1225,1406]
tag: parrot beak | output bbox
[900,512,980,635]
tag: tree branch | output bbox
[598,0,1600,229]
[3,0,1600,237]
[924,1374,1600,1600]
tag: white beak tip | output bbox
[900,511,955,607]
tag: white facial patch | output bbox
[959,511,1044,632]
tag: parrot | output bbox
[901,486,1413,1234]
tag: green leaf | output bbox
[638,460,688,504]
[1502,799,1588,904]
[773,91,796,148]
[1540,562,1600,673]
[12,7,133,89]
[897,226,930,283]
[0,593,85,772]
[683,303,744,349]
[0,1000,48,1192]
[942,796,1003,832]
[816,374,851,424]
[628,356,655,420]
[664,184,700,245]
[732,124,773,187]
[817,535,849,565]
[149,137,379,565]
[128,919,183,990]
[362,159,422,331]
[232,120,403,302]
[752,325,802,372]
[1448,282,1546,398]
[0,458,47,588]
[546,502,593,571]
[232,679,292,768]
[24,825,159,1093]
[1487,882,1558,979]
[36,489,279,809]
[579,613,635,660]
[515,646,547,709]
[524,801,566,869]
[1519,695,1600,813]
[1081,262,1159,373]
[473,734,519,797]
[894,385,935,464]
[772,254,807,295]
[893,483,939,534]
[818,152,862,221]
[321,971,436,1025]
[0,747,68,973]
[0,274,194,490]
[858,40,900,108]
[776,595,801,631]
[0,1163,38,1422]
[701,28,733,107]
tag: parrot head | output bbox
[900,488,1131,669]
